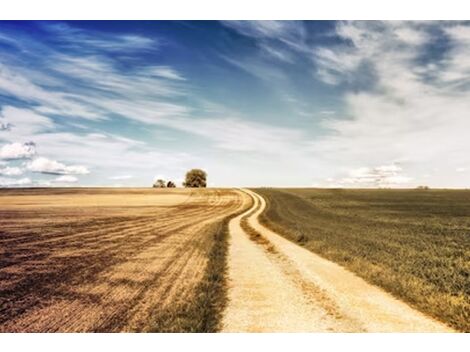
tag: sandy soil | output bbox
[222,189,455,332]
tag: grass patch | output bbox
[240,202,277,254]
[254,188,470,332]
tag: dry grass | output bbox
[240,206,277,255]
[150,201,251,332]
[254,188,470,332]
[0,188,246,332]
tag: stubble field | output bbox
[0,188,248,332]
[254,188,470,332]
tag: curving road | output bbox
[221,189,454,332]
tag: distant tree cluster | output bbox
[416,185,430,190]
[152,179,177,188]
[152,169,207,188]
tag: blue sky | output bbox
[1,20,470,187]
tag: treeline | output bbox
[153,168,207,188]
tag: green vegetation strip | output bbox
[253,188,470,332]
[150,198,252,333]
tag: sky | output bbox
[0,20,470,188]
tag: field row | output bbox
[0,188,248,332]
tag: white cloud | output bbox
[53,175,78,183]
[0,25,307,176]
[308,21,470,188]
[0,177,32,187]
[14,130,195,188]
[0,166,23,176]
[145,66,186,81]
[0,22,316,187]
[27,157,90,175]
[0,142,36,160]
[2,21,470,188]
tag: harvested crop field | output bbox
[254,188,470,332]
[0,188,249,332]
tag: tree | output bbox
[183,169,207,188]
[167,181,176,188]
[153,179,166,188]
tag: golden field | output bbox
[0,188,248,332]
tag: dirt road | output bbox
[222,189,454,332]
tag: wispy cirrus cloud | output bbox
[157,115,305,153]
[0,63,105,120]
[40,22,158,52]
[1,21,309,157]
[145,66,187,81]
[0,106,54,138]
[221,21,307,53]
[2,21,470,188]
[0,22,197,187]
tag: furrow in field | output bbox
[0,188,243,332]
[0,190,233,273]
